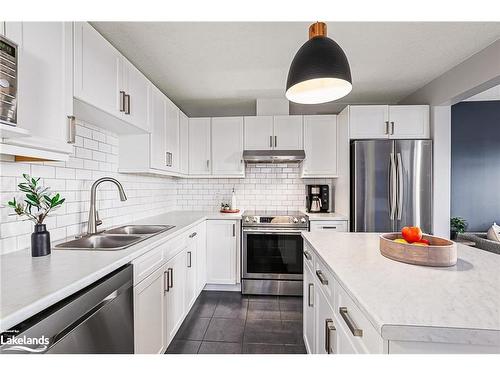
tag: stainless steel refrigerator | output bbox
[351,140,433,233]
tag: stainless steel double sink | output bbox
[55,225,175,251]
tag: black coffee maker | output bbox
[306,185,329,213]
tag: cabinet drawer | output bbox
[133,245,164,285]
[164,233,188,261]
[303,242,315,270]
[335,279,384,353]
[310,220,348,232]
[313,256,335,300]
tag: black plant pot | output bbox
[31,224,51,257]
[450,230,458,241]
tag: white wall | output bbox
[0,120,178,255]
[176,164,333,212]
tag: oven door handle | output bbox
[242,228,307,234]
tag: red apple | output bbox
[416,238,430,245]
[401,226,423,243]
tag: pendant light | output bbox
[286,22,352,104]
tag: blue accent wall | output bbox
[451,101,500,231]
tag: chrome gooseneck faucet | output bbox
[87,177,127,235]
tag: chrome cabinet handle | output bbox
[164,270,169,292]
[67,116,76,144]
[124,93,130,114]
[189,232,197,238]
[119,91,126,112]
[385,121,389,135]
[187,251,192,268]
[274,135,277,148]
[322,226,337,229]
[315,270,328,285]
[303,250,312,260]
[232,223,236,237]
[169,152,173,167]
[390,121,394,135]
[325,318,336,354]
[388,153,397,220]
[269,135,273,148]
[339,307,363,337]
[396,153,403,220]
[206,159,210,170]
[168,267,173,289]
[308,283,314,307]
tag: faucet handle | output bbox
[96,211,103,226]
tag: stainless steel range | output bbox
[241,211,309,296]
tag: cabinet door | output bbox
[165,249,187,345]
[122,59,150,132]
[273,115,303,150]
[134,265,167,354]
[195,222,207,293]
[301,115,338,177]
[188,118,211,175]
[4,22,73,153]
[150,86,167,171]
[185,237,198,310]
[179,111,189,175]
[211,117,244,176]
[206,220,237,284]
[74,22,120,117]
[244,116,273,150]
[315,284,337,354]
[303,262,315,354]
[165,99,180,172]
[349,105,389,139]
[309,220,348,232]
[389,105,430,139]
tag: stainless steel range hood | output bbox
[242,150,305,163]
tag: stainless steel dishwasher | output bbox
[1,265,133,354]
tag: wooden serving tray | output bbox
[380,233,457,267]
[220,209,240,214]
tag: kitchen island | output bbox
[301,231,500,354]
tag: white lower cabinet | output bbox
[206,220,238,284]
[304,242,384,354]
[195,222,207,294]
[134,264,168,354]
[185,230,198,310]
[303,262,316,354]
[165,247,187,345]
[309,220,348,232]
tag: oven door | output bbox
[242,228,305,280]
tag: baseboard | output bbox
[203,283,242,292]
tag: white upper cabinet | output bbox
[273,115,303,150]
[301,115,338,177]
[165,99,180,173]
[188,118,211,175]
[211,117,244,176]
[349,105,389,139]
[244,116,273,150]
[179,111,189,175]
[2,22,74,159]
[244,115,304,150]
[349,105,429,139]
[119,59,150,132]
[149,86,167,171]
[74,22,120,117]
[389,105,430,138]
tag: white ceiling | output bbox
[91,22,500,117]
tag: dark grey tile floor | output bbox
[166,291,306,354]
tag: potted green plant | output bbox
[6,174,65,257]
[450,217,467,240]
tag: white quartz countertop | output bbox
[302,211,349,221]
[0,210,241,332]
[302,232,500,346]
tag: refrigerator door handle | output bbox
[389,153,397,220]
[396,153,404,220]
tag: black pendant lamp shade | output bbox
[286,22,352,104]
